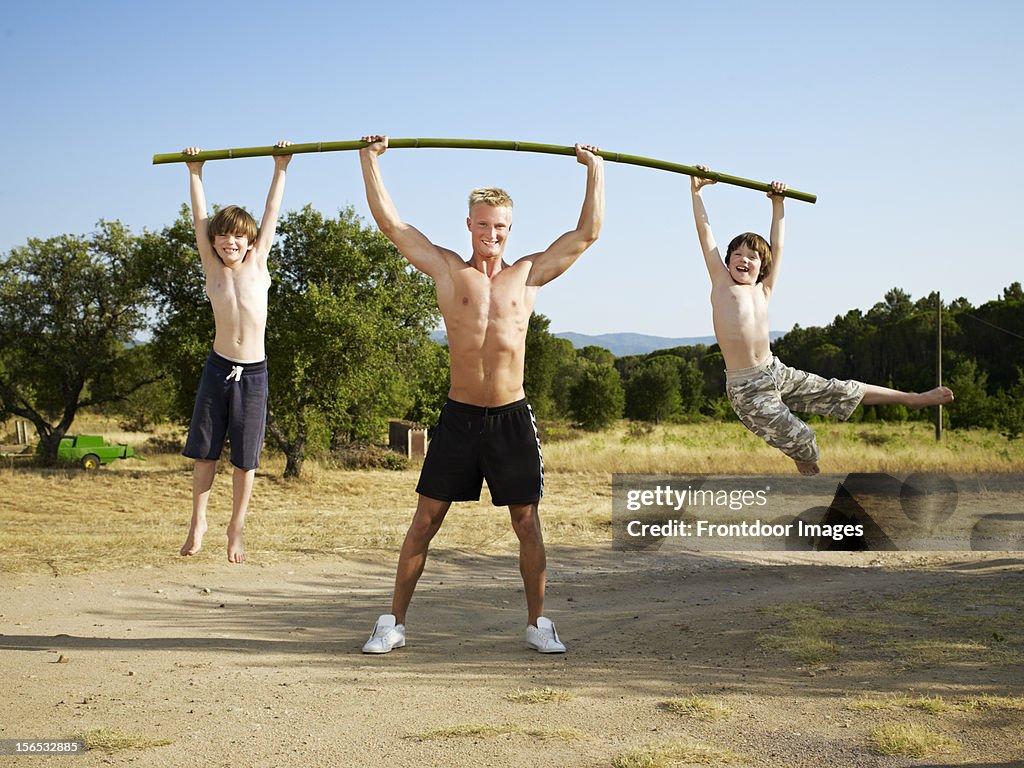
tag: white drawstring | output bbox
[225,365,244,382]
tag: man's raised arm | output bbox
[523,143,605,287]
[358,135,451,278]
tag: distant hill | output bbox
[555,332,715,356]
[430,330,787,357]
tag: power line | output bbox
[959,311,1024,341]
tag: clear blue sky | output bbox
[2,1,1021,338]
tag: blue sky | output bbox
[2,1,1021,338]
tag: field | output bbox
[1,417,1022,766]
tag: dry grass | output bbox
[505,687,575,704]
[611,739,739,767]
[542,420,1024,475]
[405,722,581,741]
[758,590,1024,672]
[757,604,889,665]
[847,694,953,714]
[2,414,1021,576]
[73,728,171,753]
[869,722,961,757]
[660,695,734,721]
[848,693,1024,714]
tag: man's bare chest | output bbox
[441,270,535,324]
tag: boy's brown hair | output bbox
[208,205,258,244]
[725,232,772,283]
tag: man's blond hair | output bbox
[468,187,513,213]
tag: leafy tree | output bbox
[579,345,615,367]
[676,358,705,416]
[402,340,450,428]
[945,358,994,429]
[523,312,566,418]
[0,222,159,464]
[625,355,682,423]
[995,368,1024,440]
[95,343,176,431]
[568,361,624,430]
[550,347,584,419]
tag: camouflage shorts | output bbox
[725,355,865,463]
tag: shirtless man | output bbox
[179,142,292,562]
[359,135,604,653]
[690,166,953,475]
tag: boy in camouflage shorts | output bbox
[690,167,953,475]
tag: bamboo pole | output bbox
[152,138,817,204]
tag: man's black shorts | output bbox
[416,398,544,507]
[182,350,268,471]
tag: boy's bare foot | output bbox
[227,524,245,564]
[180,520,208,556]
[795,460,820,476]
[912,386,955,408]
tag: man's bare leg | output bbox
[227,466,256,564]
[181,460,216,556]
[509,502,546,627]
[862,384,954,408]
[390,495,452,624]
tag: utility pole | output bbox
[936,292,943,441]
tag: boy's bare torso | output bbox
[437,259,537,406]
[711,281,772,370]
[205,259,270,362]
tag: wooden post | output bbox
[936,292,943,441]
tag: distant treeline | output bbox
[2,208,1022,479]
[522,285,1024,437]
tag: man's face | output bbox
[726,243,761,285]
[212,232,253,266]
[467,204,512,260]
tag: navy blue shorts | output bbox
[182,351,268,471]
[416,398,544,507]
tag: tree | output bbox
[945,358,994,429]
[1002,282,1024,303]
[579,345,615,367]
[0,222,159,464]
[524,313,571,419]
[569,361,624,430]
[996,368,1024,440]
[140,205,440,478]
[676,357,705,416]
[402,340,450,429]
[625,356,682,423]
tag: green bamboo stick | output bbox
[153,138,816,204]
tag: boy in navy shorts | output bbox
[179,141,293,562]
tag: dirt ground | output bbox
[1,473,1022,767]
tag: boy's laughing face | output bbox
[213,232,253,266]
[726,243,762,285]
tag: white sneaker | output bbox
[362,614,406,654]
[525,616,566,653]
